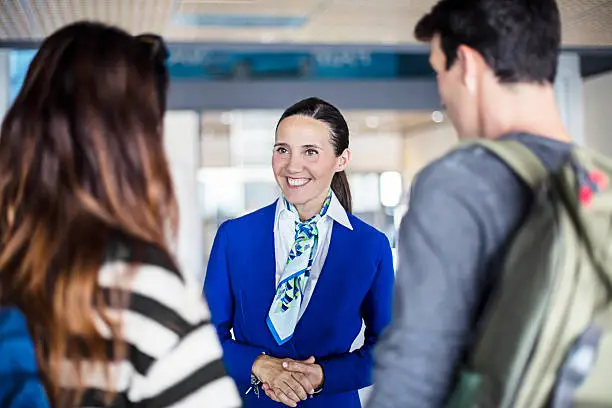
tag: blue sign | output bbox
[6,48,434,101]
[167,48,434,80]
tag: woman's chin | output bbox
[283,192,303,206]
[282,189,311,207]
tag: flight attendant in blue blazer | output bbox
[205,97,395,407]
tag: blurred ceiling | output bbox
[0,0,611,46]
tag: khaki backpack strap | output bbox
[468,139,549,190]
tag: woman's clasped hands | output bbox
[252,355,324,407]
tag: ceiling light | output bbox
[260,32,276,43]
[381,37,399,45]
[365,116,380,128]
[220,112,234,124]
[431,110,444,123]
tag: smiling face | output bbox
[272,115,348,219]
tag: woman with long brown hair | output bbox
[0,22,240,407]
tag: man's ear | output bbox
[457,45,481,95]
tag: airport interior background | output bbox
[1,1,612,402]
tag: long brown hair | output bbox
[0,22,177,403]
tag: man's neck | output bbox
[481,83,572,143]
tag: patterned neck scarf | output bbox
[266,190,333,345]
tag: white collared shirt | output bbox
[274,191,353,319]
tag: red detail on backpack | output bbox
[579,185,593,206]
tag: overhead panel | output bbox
[0,0,612,45]
[0,0,173,40]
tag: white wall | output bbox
[555,53,584,145]
[351,132,404,172]
[584,72,612,157]
[402,122,458,187]
[163,111,204,283]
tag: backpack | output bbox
[445,139,612,408]
[0,307,50,408]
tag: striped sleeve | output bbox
[98,261,242,407]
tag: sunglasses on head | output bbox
[134,33,169,63]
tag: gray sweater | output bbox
[367,133,571,408]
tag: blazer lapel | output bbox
[238,203,277,322]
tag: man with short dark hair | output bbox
[367,1,573,407]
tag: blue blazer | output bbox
[204,202,394,407]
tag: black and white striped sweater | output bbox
[56,234,241,408]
